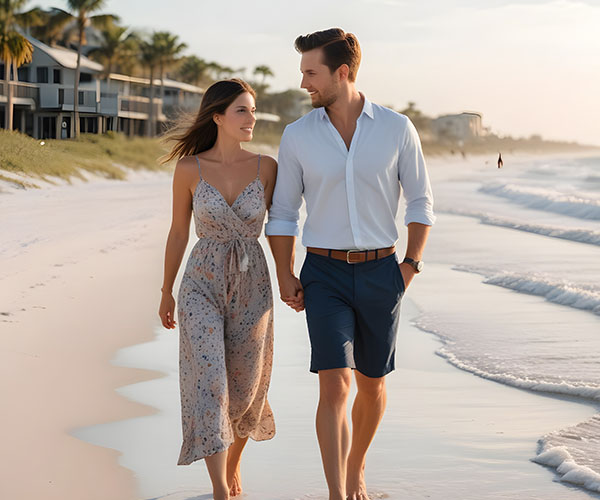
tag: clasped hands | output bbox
[277,272,305,312]
[278,264,414,312]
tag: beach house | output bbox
[0,35,205,139]
[431,112,485,142]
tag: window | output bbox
[78,91,84,105]
[37,67,49,83]
[79,73,92,83]
[0,64,5,80]
[53,69,61,84]
[17,67,31,82]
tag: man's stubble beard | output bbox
[311,83,339,109]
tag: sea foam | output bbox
[479,183,600,220]
[534,415,600,494]
[439,208,600,246]
[454,265,600,316]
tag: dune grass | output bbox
[0,130,172,186]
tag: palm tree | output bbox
[12,5,46,35]
[253,65,274,86]
[47,0,118,137]
[152,31,186,102]
[87,22,137,93]
[22,8,72,47]
[1,0,34,131]
[206,61,228,81]
[139,37,160,137]
[177,55,208,87]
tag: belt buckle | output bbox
[346,250,363,264]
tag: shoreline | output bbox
[74,282,600,500]
[1,144,598,194]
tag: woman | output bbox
[159,79,277,500]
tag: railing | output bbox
[119,95,163,117]
[0,81,39,101]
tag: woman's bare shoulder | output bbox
[174,155,199,174]
[259,154,277,171]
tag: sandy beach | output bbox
[0,171,173,499]
[1,152,599,499]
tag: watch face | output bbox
[415,261,424,272]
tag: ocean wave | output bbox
[415,317,600,402]
[479,183,600,220]
[534,447,600,493]
[440,208,600,246]
[454,266,600,315]
[534,415,600,494]
[414,313,600,495]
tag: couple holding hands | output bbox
[159,27,435,500]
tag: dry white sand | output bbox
[0,170,174,500]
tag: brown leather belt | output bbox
[306,246,395,264]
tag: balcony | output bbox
[0,81,39,108]
[57,88,97,112]
[118,95,165,121]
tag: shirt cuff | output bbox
[404,211,436,226]
[265,219,300,237]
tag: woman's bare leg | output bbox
[227,435,249,497]
[205,450,230,500]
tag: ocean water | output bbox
[422,153,600,494]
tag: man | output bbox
[266,28,435,500]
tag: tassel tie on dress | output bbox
[225,238,251,302]
[226,238,250,274]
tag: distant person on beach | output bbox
[159,79,278,500]
[498,152,503,168]
[266,28,435,500]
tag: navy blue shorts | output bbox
[299,252,405,378]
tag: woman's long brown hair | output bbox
[161,78,256,164]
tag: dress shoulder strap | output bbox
[194,154,202,179]
[256,153,261,177]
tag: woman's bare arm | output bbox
[260,155,278,210]
[159,157,195,328]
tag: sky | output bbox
[31,0,600,145]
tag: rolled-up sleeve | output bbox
[397,117,436,226]
[265,125,304,236]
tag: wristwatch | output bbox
[402,257,424,273]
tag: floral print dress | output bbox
[176,154,275,465]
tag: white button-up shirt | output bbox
[265,94,435,250]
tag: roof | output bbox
[162,78,203,93]
[26,35,104,72]
[108,73,203,94]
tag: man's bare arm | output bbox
[399,222,431,289]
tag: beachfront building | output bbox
[0,35,205,139]
[431,112,485,142]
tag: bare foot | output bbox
[227,462,242,497]
[346,459,369,500]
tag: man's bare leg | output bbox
[346,371,387,500]
[205,450,230,500]
[227,435,249,497]
[317,368,352,500]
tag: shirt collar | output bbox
[318,91,374,121]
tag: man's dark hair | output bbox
[294,28,361,82]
